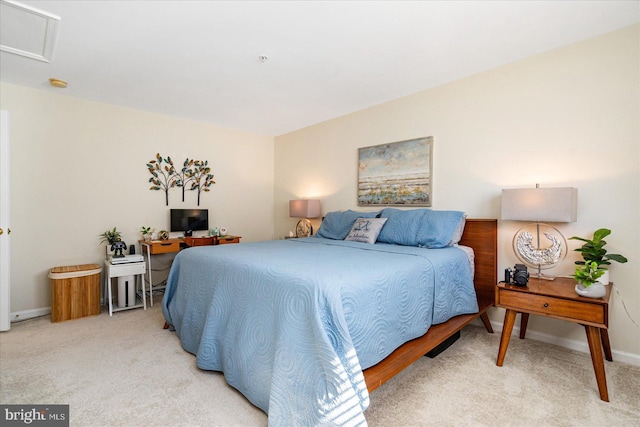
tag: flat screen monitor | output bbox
[170,209,209,233]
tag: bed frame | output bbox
[163,219,498,390]
[363,218,497,391]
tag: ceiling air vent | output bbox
[0,0,60,62]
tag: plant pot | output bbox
[597,269,610,285]
[575,282,606,299]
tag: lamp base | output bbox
[296,218,312,238]
[513,223,567,282]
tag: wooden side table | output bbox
[495,277,612,401]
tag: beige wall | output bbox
[275,26,640,358]
[1,25,638,360]
[0,83,274,313]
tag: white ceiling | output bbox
[1,1,638,136]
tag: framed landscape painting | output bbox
[358,137,433,206]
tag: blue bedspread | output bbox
[162,238,478,426]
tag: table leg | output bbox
[106,275,113,317]
[600,328,613,362]
[139,273,147,311]
[497,309,517,366]
[480,312,494,333]
[585,325,609,402]
[519,313,529,339]
[144,244,154,307]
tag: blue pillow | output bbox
[316,210,380,240]
[416,210,466,248]
[376,208,426,246]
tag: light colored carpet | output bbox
[1,304,639,426]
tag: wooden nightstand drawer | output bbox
[498,290,605,325]
[217,236,240,245]
[148,240,181,254]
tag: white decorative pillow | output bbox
[448,214,467,246]
[344,217,388,244]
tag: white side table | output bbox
[103,258,146,316]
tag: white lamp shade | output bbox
[501,187,577,223]
[289,199,321,218]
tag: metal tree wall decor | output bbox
[188,160,216,206]
[147,154,179,206]
[177,158,195,202]
[146,154,215,206]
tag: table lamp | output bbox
[289,199,321,237]
[501,184,577,280]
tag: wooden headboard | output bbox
[459,218,498,309]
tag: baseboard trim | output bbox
[10,307,51,323]
[11,298,110,322]
[472,318,640,367]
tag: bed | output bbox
[162,209,497,426]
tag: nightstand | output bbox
[495,277,612,401]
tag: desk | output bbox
[103,258,146,316]
[495,277,612,401]
[140,236,241,306]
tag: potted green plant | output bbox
[573,261,606,298]
[140,226,155,242]
[99,227,122,245]
[569,228,627,284]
